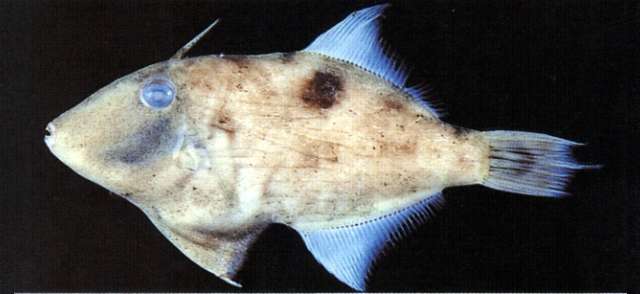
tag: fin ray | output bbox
[295,193,444,290]
[303,4,441,117]
[482,130,598,197]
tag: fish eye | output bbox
[140,77,176,109]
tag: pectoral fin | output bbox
[145,214,266,287]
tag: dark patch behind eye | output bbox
[107,117,175,164]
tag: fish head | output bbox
[45,56,266,287]
[45,61,195,200]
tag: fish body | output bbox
[45,5,592,290]
[168,52,487,227]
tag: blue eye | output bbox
[140,78,176,109]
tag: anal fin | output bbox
[295,193,444,291]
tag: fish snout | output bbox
[44,122,56,149]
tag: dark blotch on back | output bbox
[383,99,404,111]
[301,71,343,109]
[224,55,250,70]
[108,118,175,164]
[280,52,296,63]
[452,125,470,137]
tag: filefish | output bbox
[44,4,595,290]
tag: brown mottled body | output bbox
[44,4,591,288]
[165,52,490,230]
[45,50,491,283]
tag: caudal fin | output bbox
[482,131,597,197]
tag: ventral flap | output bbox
[145,214,266,287]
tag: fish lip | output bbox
[44,122,55,149]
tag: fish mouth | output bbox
[43,119,114,193]
[44,122,56,151]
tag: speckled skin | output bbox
[46,52,490,285]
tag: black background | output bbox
[2,0,638,292]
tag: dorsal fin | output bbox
[295,193,444,290]
[303,4,442,117]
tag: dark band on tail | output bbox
[482,131,596,197]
